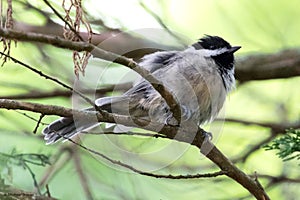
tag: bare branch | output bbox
[255,174,300,184]
[13,20,174,59]
[0,28,181,121]
[232,134,276,163]
[0,99,270,199]
[1,26,299,89]
[9,20,300,81]
[0,99,80,117]
[236,49,300,82]
[66,135,227,179]
[0,83,132,100]
[33,114,45,134]
[222,118,300,134]
[0,99,151,127]
[0,0,14,64]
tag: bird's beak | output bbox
[229,46,241,53]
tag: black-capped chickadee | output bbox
[43,35,241,144]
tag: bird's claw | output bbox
[203,131,213,142]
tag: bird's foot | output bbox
[203,131,213,142]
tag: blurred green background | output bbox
[0,0,300,199]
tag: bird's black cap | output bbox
[192,35,232,50]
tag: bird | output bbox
[43,35,241,144]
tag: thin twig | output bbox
[0,52,95,107]
[45,184,51,197]
[139,1,186,47]
[33,114,45,134]
[16,111,48,125]
[256,174,300,184]
[66,135,226,179]
[23,162,42,195]
[42,0,84,41]
[1,152,45,195]
[232,134,276,163]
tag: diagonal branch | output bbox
[0,28,181,121]
[0,51,94,106]
[232,134,276,163]
[139,1,186,46]
[0,99,270,199]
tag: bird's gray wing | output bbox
[95,81,154,118]
[139,50,178,73]
[96,50,180,121]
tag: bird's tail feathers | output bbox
[43,116,98,144]
[96,96,131,115]
[43,96,132,144]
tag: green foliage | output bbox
[0,150,50,193]
[1,0,300,199]
[265,129,300,162]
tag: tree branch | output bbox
[0,28,181,121]
[2,5,295,200]
[67,135,227,179]
[13,20,175,59]
[9,22,300,81]
[1,28,299,121]
[256,174,300,184]
[232,134,276,163]
[0,99,270,199]
[223,118,300,135]
[236,49,300,82]
[0,83,132,100]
